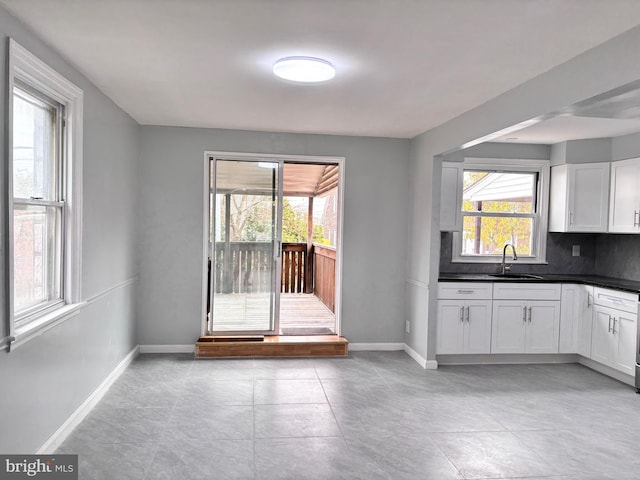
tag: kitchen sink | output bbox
[490,273,544,279]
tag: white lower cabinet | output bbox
[491,300,560,354]
[436,282,638,382]
[559,284,593,356]
[591,304,637,376]
[437,300,492,354]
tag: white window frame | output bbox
[451,157,550,264]
[5,39,84,350]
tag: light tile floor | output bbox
[57,352,640,479]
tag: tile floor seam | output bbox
[318,377,347,442]
[429,435,466,480]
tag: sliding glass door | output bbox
[208,158,283,334]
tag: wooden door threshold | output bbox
[195,334,348,358]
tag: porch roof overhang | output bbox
[215,161,339,197]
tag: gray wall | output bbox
[0,7,140,453]
[137,127,410,346]
[406,25,640,363]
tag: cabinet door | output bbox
[591,306,615,365]
[437,300,465,354]
[464,301,492,354]
[491,301,526,353]
[611,311,637,376]
[440,162,463,231]
[526,301,560,354]
[567,163,610,232]
[560,284,594,356]
[559,284,579,353]
[609,158,640,233]
[577,286,594,358]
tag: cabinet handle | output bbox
[457,290,474,294]
[612,317,617,335]
[523,306,527,323]
[569,211,574,225]
[608,315,612,333]
[465,306,470,322]
[586,293,591,308]
[528,306,533,323]
[634,210,639,228]
[460,306,465,323]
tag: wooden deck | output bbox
[211,293,335,334]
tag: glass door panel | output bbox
[210,159,281,334]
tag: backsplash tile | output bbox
[595,234,640,281]
[440,231,640,281]
[439,232,596,275]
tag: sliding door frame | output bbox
[201,151,345,337]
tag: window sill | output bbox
[7,302,86,351]
[451,257,548,265]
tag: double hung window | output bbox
[6,39,83,349]
[452,158,549,263]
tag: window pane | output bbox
[463,171,536,213]
[13,87,58,200]
[461,215,533,256]
[13,205,62,315]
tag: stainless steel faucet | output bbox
[501,243,518,274]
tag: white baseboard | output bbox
[403,343,436,369]
[139,344,195,354]
[37,345,139,454]
[349,343,404,351]
[425,360,438,370]
[578,356,634,387]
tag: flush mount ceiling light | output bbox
[272,56,335,83]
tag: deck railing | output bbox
[313,245,336,312]
[214,242,312,294]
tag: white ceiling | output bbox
[3,1,640,139]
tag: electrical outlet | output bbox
[572,245,580,257]
[405,320,410,333]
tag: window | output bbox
[6,39,84,349]
[452,158,550,263]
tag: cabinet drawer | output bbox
[437,282,492,300]
[492,283,561,300]
[593,287,639,314]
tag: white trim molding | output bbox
[84,277,138,304]
[578,356,634,386]
[403,343,437,369]
[139,344,195,354]
[37,345,139,454]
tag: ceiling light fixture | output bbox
[273,56,335,83]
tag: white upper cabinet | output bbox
[609,157,640,233]
[440,162,463,231]
[549,163,610,232]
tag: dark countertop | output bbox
[438,273,640,295]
